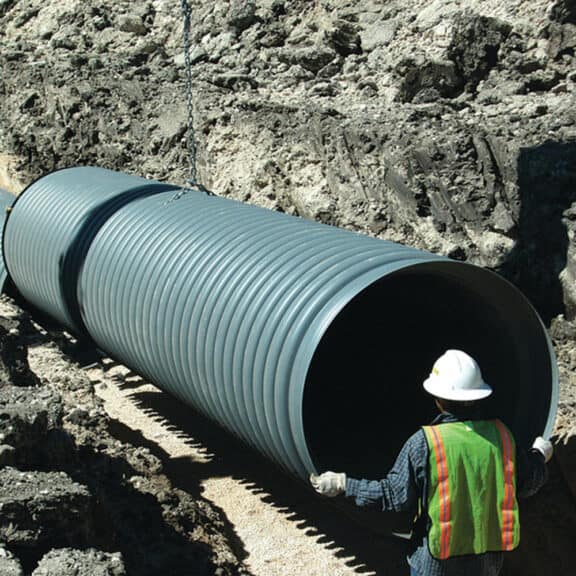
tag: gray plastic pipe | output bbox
[3,167,558,480]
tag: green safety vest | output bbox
[422,420,520,560]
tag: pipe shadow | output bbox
[105,416,253,569]
[497,141,576,325]
[110,380,411,576]
[65,444,247,576]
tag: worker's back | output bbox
[422,420,520,560]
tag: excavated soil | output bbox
[1,0,576,574]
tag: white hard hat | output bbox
[423,350,492,402]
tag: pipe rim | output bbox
[293,259,558,478]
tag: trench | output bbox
[303,262,556,479]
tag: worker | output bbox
[310,349,553,576]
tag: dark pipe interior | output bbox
[303,262,554,479]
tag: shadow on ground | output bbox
[104,371,411,576]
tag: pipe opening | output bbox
[303,261,555,479]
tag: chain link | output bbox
[180,0,199,187]
[178,0,214,196]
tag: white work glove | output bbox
[309,471,346,497]
[532,436,554,463]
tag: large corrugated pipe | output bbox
[3,167,558,480]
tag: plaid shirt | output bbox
[345,412,548,576]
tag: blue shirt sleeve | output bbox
[345,430,427,514]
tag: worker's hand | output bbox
[309,471,346,497]
[532,436,554,463]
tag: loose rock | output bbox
[32,548,126,576]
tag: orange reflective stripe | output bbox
[429,426,451,559]
[495,420,515,551]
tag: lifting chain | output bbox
[180,0,212,195]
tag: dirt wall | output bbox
[1,1,576,575]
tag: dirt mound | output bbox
[0,0,575,317]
